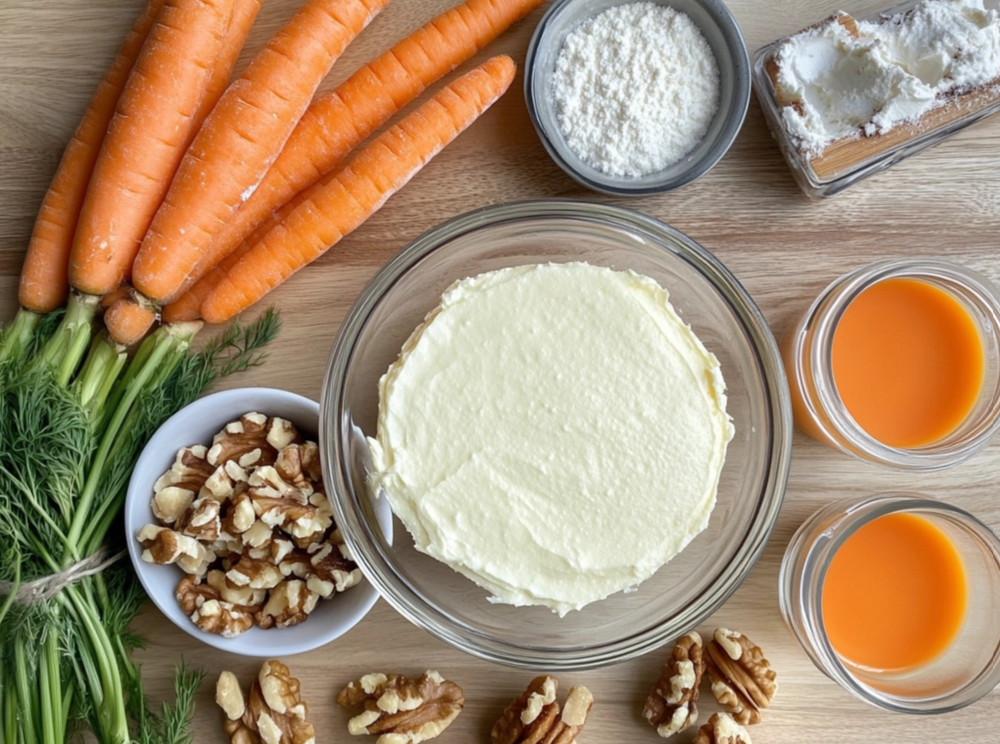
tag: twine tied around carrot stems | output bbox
[0,547,126,605]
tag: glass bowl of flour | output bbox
[524,0,751,195]
[321,200,792,669]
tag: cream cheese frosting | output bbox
[367,262,734,616]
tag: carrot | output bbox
[133,0,393,305]
[165,0,546,303]
[199,55,516,324]
[103,294,158,346]
[68,0,236,298]
[196,0,265,125]
[16,0,168,314]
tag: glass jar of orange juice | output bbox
[780,493,1000,713]
[782,259,1000,470]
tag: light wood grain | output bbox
[3,0,1000,742]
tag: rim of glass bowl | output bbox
[320,198,792,669]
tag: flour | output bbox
[550,2,721,177]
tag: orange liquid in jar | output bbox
[831,278,985,448]
[822,513,967,672]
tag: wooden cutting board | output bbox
[2,1,999,741]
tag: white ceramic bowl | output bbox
[124,387,392,657]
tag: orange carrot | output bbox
[101,286,131,310]
[133,0,393,304]
[164,0,546,303]
[69,0,236,298]
[199,55,516,324]
[104,293,158,346]
[17,0,167,314]
[195,0,264,127]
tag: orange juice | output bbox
[822,513,967,672]
[831,278,984,448]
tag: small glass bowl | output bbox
[782,258,1000,471]
[752,0,1000,198]
[321,199,792,670]
[524,0,750,196]
[780,493,1000,714]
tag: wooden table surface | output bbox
[3,0,1000,741]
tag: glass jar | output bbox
[780,493,1000,714]
[782,258,1000,471]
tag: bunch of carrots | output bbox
[0,0,544,741]
[10,0,539,364]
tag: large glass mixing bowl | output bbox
[320,199,791,670]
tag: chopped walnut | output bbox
[177,497,222,542]
[137,525,204,567]
[138,412,362,637]
[176,575,253,638]
[492,676,593,744]
[644,631,705,738]
[206,569,266,611]
[152,446,215,523]
[255,580,319,629]
[336,670,464,744]
[306,538,362,598]
[226,551,285,590]
[217,661,316,744]
[221,489,256,537]
[692,713,752,744]
[705,629,777,726]
[266,418,300,451]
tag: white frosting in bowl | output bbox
[368,262,734,616]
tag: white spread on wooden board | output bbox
[775,0,1000,153]
[367,262,734,616]
[550,2,720,177]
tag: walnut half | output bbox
[492,676,594,744]
[216,661,316,744]
[644,631,705,738]
[705,629,777,726]
[336,670,464,744]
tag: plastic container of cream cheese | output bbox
[752,0,1000,197]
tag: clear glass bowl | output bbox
[320,199,792,670]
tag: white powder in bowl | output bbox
[551,2,721,178]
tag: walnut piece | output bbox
[151,446,215,523]
[208,413,280,468]
[176,575,254,638]
[692,713,752,744]
[705,629,777,726]
[644,631,705,738]
[336,670,464,744]
[217,661,316,744]
[254,580,319,629]
[491,676,593,744]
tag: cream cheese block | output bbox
[367,262,734,616]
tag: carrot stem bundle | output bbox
[165,0,546,303]
[133,0,394,305]
[198,54,516,324]
[17,0,167,315]
[69,0,237,299]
